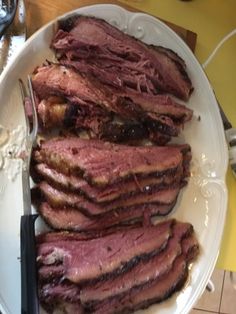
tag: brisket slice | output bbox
[182,233,200,262]
[37,220,199,313]
[32,65,192,136]
[91,229,199,314]
[35,163,183,203]
[61,59,192,123]
[93,255,188,314]
[36,224,142,245]
[52,15,193,100]
[80,222,192,305]
[33,137,185,186]
[39,281,80,304]
[38,282,83,314]
[37,97,171,145]
[38,264,65,282]
[37,96,112,135]
[38,202,175,232]
[37,181,181,216]
[37,220,173,284]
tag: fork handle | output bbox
[20,214,39,314]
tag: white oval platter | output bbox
[0,4,228,314]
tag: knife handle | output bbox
[20,214,39,314]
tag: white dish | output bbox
[0,4,228,314]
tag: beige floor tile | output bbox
[220,271,236,314]
[194,268,225,312]
[190,310,218,314]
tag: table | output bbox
[26,0,236,272]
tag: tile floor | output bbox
[190,269,236,314]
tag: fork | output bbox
[0,0,18,38]
[19,76,39,314]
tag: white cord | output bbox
[202,28,236,69]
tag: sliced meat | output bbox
[33,137,185,186]
[52,16,193,100]
[32,64,192,137]
[38,202,175,232]
[92,227,199,314]
[39,282,80,303]
[37,181,181,216]
[182,233,200,262]
[80,221,192,305]
[37,96,112,134]
[37,220,199,313]
[36,97,171,145]
[93,255,188,314]
[38,264,65,282]
[35,163,183,203]
[36,224,142,245]
[37,220,173,284]
[38,282,81,312]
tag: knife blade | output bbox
[0,0,26,73]
[218,102,236,177]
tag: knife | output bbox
[19,77,39,314]
[218,103,236,177]
[0,0,26,73]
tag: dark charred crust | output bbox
[151,45,186,68]
[101,121,148,143]
[186,244,200,262]
[58,15,79,32]
[31,186,43,206]
[144,116,179,137]
[38,265,65,283]
[63,104,79,128]
[149,44,193,100]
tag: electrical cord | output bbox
[202,28,236,69]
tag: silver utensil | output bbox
[19,76,39,314]
[218,103,236,177]
[0,0,26,73]
[0,0,17,38]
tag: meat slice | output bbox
[36,224,142,246]
[32,64,192,137]
[38,202,175,232]
[93,255,188,314]
[52,16,193,100]
[35,163,183,203]
[37,220,173,284]
[39,281,80,303]
[37,220,199,314]
[33,137,185,186]
[80,222,192,305]
[37,98,172,145]
[38,282,83,314]
[38,264,65,282]
[91,229,199,314]
[37,181,181,216]
[182,233,200,262]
